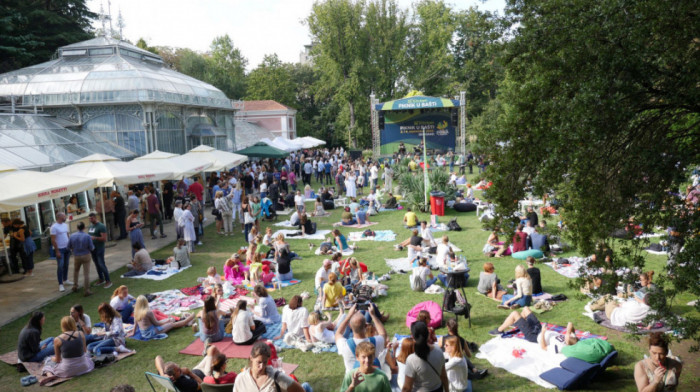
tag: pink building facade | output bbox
[235,100,297,139]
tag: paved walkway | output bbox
[0,207,215,326]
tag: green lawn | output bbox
[0,172,697,392]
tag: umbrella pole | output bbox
[101,189,107,238]
[1,230,11,276]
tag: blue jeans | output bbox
[301,382,313,392]
[56,248,70,284]
[502,294,532,307]
[118,302,134,324]
[277,270,293,282]
[425,277,438,288]
[28,337,55,362]
[88,338,116,355]
[91,248,110,283]
[244,223,253,243]
[198,318,227,342]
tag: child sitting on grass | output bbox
[202,267,222,294]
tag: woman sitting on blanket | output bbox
[590,292,653,328]
[17,311,55,363]
[168,238,191,269]
[203,353,238,384]
[312,196,327,217]
[87,303,131,355]
[308,310,344,344]
[299,214,316,236]
[634,332,683,392]
[196,296,226,343]
[252,285,281,325]
[223,253,247,285]
[256,233,273,259]
[498,264,533,309]
[340,257,364,289]
[109,285,135,324]
[484,229,506,257]
[273,295,312,342]
[129,295,195,339]
[341,207,358,226]
[332,229,350,251]
[41,316,94,379]
[477,262,507,300]
[226,300,266,345]
[70,304,100,345]
[274,234,298,281]
[322,272,347,309]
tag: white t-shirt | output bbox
[404,348,445,391]
[228,177,238,187]
[232,310,254,343]
[537,330,570,354]
[336,335,386,372]
[315,267,329,290]
[436,243,451,267]
[281,306,309,338]
[523,226,536,236]
[421,227,436,247]
[294,194,303,206]
[50,222,70,249]
[260,182,268,193]
[290,211,300,226]
[370,166,378,179]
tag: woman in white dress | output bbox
[345,172,357,198]
[384,164,394,192]
[181,203,196,252]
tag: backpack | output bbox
[411,272,426,292]
[353,284,374,302]
[362,229,375,237]
[346,337,382,368]
[447,218,462,231]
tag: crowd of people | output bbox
[8,145,691,392]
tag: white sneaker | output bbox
[197,242,203,246]
[116,345,132,353]
[59,284,65,292]
[64,280,74,285]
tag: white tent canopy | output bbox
[182,145,248,171]
[299,136,326,147]
[0,164,98,212]
[131,150,213,180]
[261,137,298,152]
[51,153,175,186]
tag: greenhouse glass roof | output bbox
[0,113,135,171]
[0,36,234,110]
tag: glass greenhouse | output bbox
[0,36,240,165]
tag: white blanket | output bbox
[315,247,354,256]
[476,337,563,389]
[122,266,191,281]
[272,229,331,240]
[274,220,298,228]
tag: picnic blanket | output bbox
[0,351,136,387]
[276,208,294,216]
[544,258,629,279]
[348,230,396,242]
[129,326,168,341]
[244,279,302,292]
[586,311,671,334]
[384,248,464,273]
[502,323,607,341]
[315,247,354,256]
[645,249,669,256]
[476,337,561,388]
[147,289,204,315]
[121,265,191,281]
[262,323,338,353]
[272,229,331,240]
[180,338,253,358]
[333,221,379,228]
[274,220,299,228]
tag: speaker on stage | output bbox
[451,108,459,125]
[378,111,385,130]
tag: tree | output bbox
[135,38,159,55]
[245,54,297,107]
[289,63,329,140]
[208,35,247,99]
[480,0,700,348]
[405,0,455,96]
[307,0,368,148]
[0,0,95,73]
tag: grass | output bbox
[0,172,697,392]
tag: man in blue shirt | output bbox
[68,221,95,296]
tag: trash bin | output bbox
[430,191,446,216]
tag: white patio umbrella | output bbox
[182,145,248,171]
[0,164,98,274]
[132,150,213,180]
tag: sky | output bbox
[87,0,506,71]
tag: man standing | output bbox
[113,190,127,240]
[88,212,111,289]
[304,159,313,186]
[95,192,114,241]
[68,221,94,296]
[188,176,204,202]
[50,213,73,292]
[369,163,379,190]
[146,187,167,240]
[126,190,140,214]
[162,180,174,220]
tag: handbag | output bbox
[244,211,255,224]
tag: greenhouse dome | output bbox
[0,36,240,158]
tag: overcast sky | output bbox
[88,0,506,70]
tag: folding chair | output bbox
[201,383,235,391]
[145,372,179,392]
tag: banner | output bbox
[379,110,455,155]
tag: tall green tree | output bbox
[481,0,700,347]
[405,0,455,96]
[307,0,368,148]
[364,0,409,101]
[289,63,329,140]
[208,35,247,99]
[0,0,95,73]
[135,38,159,55]
[245,54,297,107]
